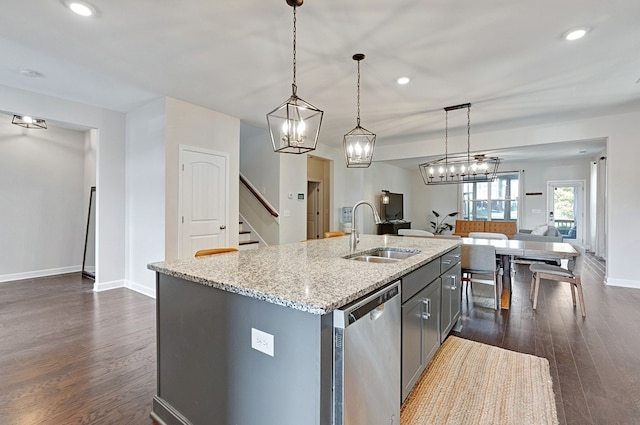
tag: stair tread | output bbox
[239,230,251,234]
[239,240,259,245]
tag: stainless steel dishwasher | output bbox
[333,281,401,425]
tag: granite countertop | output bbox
[148,234,460,315]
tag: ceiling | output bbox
[1,0,638,163]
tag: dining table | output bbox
[461,237,579,309]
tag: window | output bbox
[462,172,519,221]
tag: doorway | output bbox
[307,181,321,239]
[307,156,331,238]
[548,180,585,244]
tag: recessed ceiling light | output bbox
[62,0,96,17]
[563,27,590,41]
[397,77,410,85]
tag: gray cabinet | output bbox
[400,258,442,402]
[440,262,461,340]
[401,277,440,402]
[440,246,462,340]
[400,247,462,402]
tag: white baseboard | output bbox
[93,279,125,292]
[605,277,640,289]
[0,265,81,283]
[125,279,156,299]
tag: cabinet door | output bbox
[440,263,461,341]
[449,263,462,329]
[401,279,441,402]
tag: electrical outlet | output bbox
[251,328,274,357]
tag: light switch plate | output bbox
[251,328,274,357]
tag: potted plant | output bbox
[430,210,458,234]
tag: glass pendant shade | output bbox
[419,103,500,185]
[12,115,47,129]
[267,0,323,155]
[344,125,376,167]
[419,154,501,185]
[344,53,376,168]
[267,93,323,154]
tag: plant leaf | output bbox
[432,210,440,218]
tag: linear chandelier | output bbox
[419,103,500,185]
[267,0,323,155]
[344,53,376,168]
[12,115,47,129]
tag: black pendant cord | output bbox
[291,5,297,96]
[356,58,361,127]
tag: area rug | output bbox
[401,336,558,425]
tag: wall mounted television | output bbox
[381,192,404,221]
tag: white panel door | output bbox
[179,147,228,258]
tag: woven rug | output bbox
[401,336,558,425]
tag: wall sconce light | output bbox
[12,115,47,129]
[381,190,390,205]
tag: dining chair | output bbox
[468,232,507,274]
[468,232,508,240]
[529,243,586,317]
[324,231,345,238]
[397,229,434,236]
[461,244,502,310]
[194,247,238,257]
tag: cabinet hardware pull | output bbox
[450,275,457,290]
[220,225,226,230]
[442,259,452,265]
[422,298,431,318]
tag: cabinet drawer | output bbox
[440,246,461,273]
[402,259,440,303]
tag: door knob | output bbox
[220,225,226,230]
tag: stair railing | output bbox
[239,173,279,218]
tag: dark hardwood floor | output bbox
[452,253,640,425]
[0,273,157,425]
[1,253,639,424]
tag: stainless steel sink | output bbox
[349,255,401,263]
[345,247,421,263]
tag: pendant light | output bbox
[267,0,323,155]
[344,53,376,168]
[419,103,500,185]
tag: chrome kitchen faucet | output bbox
[349,200,383,252]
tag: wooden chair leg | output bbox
[493,271,500,310]
[575,277,586,317]
[532,273,541,310]
[530,273,536,300]
[569,280,577,306]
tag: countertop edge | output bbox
[149,239,461,315]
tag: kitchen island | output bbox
[148,234,460,425]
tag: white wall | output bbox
[125,98,166,297]
[0,118,86,280]
[0,85,125,290]
[164,97,240,261]
[505,158,591,233]
[239,123,281,245]
[376,110,640,289]
[307,143,414,236]
[279,153,307,244]
[240,123,280,209]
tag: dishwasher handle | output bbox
[334,281,400,329]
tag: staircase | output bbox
[239,221,260,250]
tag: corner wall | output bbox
[0,84,126,289]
